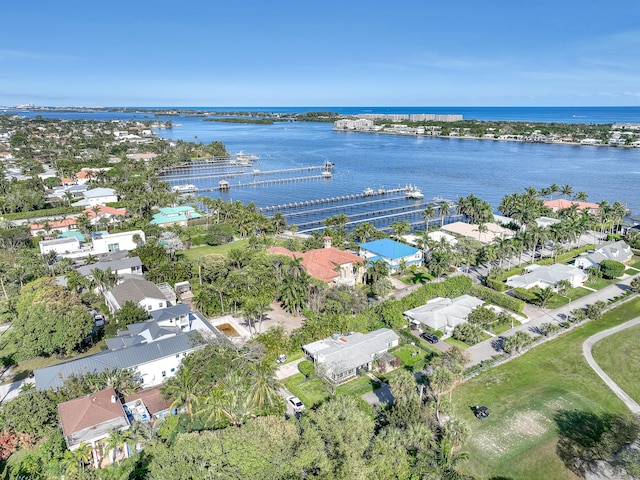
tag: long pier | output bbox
[185,174,330,193]
[158,155,257,174]
[164,164,332,185]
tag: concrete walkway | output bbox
[582,317,640,414]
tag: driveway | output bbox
[362,382,394,406]
[582,317,640,414]
[276,358,303,380]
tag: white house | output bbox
[39,237,80,256]
[506,264,587,290]
[303,328,399,384]
[403,295,485,337]
[74,187,118,207]
[104,278,169,313]
[91,230,145,255]
[574,240,633,270]
[36,310,227,391]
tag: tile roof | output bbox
[83,205,127,219]
[268,246,362,283]
[58,387,128,438]
[124,386,171,416]
[30,218,77,230]
[544,199,600,211]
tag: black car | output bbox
[420,333,439,344]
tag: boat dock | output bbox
[163,164,332,186]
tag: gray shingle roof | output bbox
[108,278,165,306]
[77,256,142,276]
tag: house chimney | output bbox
[323,236,332,249]
[111,395,117,403]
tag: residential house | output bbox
[440,221,514,244]
[123,386,173,425]
[506,264,587,290]
[83,205,127,226]
[358,239,423,273]
[58,387,130,465]
[268,238,365,285]
[77,256,143,281]
[30,218,77,236]
[403,295,484,337]
[126,152,158,162]
[543,199,600,215]
[39,237,81,256]
[302,328,399,384]
[104,277,169,313]
[91,230,144,255]
[36,311,226,391]
[74,187,118,207]
[574,240,633,270]
[150,206,202,227]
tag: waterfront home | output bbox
[440,221,514,244]
[30,218,77,236]
[302,328,399,384]
[268,237,365,286]
[544,199,600,215]
[358,238,423,273]
[506,264,587,290]
[403,294,484,337]
[574,240,632,270]
[150,206,202,227]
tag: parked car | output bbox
[287,395,305,412]
[276,354,287,364]
[94,314,105,327]
[420,332,439,344]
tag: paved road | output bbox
[465,273,639,366]
[582,317,640,414]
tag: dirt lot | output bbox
[246,301,304,334]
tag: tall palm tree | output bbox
[104,428,132,464]
[439,201,451,227]
[422,205,436,231]
[161,363,201,420]
[560,184,573,199]
[244,360,282,411]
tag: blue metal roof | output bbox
[359,239,419,260]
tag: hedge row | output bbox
[2,206,84,221]
[486,278,506,292]
[469,284,526,313]
[512,287,539,304]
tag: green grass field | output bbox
[390,344,429,370]
[178,240,250,262]
[284,373,381,408]
[452,297,640,479]
[544,287,595,309]
[591,324,640,404]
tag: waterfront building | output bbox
[358,238,423,273]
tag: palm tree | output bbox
[560,184,573,199]
[556,279,572,302]
[162,363,201,420]
[548,183,560,200]
[439,201,451,227]
[244,360,282,411]
[422,205,436,231]
[104,428,132,464]
[476,222,488,242]
[574,191,589,202]
[390,220,411,240]
[538,286,555,308]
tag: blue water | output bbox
[5,107,640,219]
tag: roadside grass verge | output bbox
[586,278,615,290]
[452,297,640,480]
[591,324,640,404]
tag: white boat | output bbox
[322,170,332,178]
[405,185,424,199]
[172,184,197,193]
[363,187,375,196]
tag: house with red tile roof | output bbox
[58,387,130,466]
[544,199,601,215]
[268,238,365,286]
[30,218,77,236]
[83,205,127,226]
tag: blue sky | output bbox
[1,0,639,107]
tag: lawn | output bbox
[452,297,640,480]
[390,344,429,370]
[284,373,381,408]
[586,277,615,290]
[178,240,249,262]
[544,287,594,309]
[284,373,329,408]
[444,337,470,350]
[591,324,640,404]
[630,259,640,270]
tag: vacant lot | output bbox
[592,324,640,404]
[452,297,640,479]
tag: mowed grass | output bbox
[284,373,381,408]
[390,344,429,370]
[592,324,640,404]
[452,297,640,480]
[178,240,249,262]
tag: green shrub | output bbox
[486,278,506,292]
[469,284,525,313]
[600,259,625,279]
[512,287,539,303]
[298,360,315,378]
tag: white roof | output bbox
[506,263,586,289]
[403,295,484,331]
